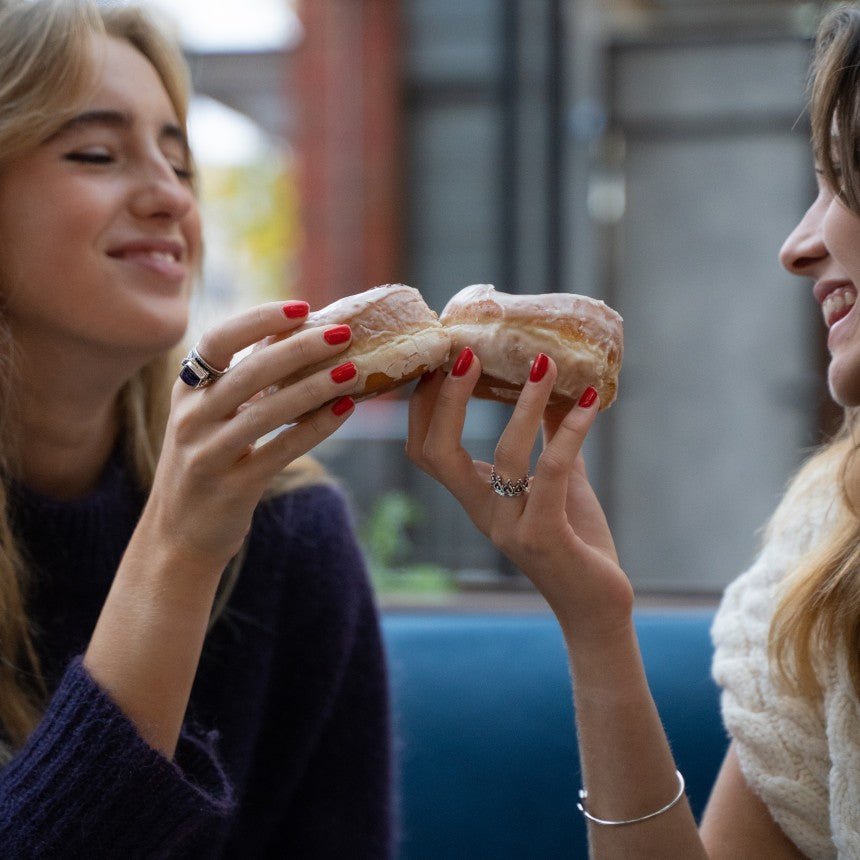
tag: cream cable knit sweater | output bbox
[711,455,860,858]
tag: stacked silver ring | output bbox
[490,465,530,497]
[179,346,227,389]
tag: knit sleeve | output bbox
[256,483,394,858]
[711,458,840,859]
[0,657,235,858]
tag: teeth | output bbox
[147,251,177,262]
[823,289,856,325]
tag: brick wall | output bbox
[295,0,404,308]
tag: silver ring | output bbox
[179,345,227,389]
[490,465,530,497]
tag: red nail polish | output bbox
[330,361,357,383]
[451,347,474,377]
[578,386,598,409]
[283,300,309,319]
[331,395,354,416]
[324,325,351,345]
[529,353,549,383]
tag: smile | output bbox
[109,248,180,263]
[106,240,188,287]
[822,287,857,328]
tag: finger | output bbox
[491,353,557,498]
[209,321,353,408]
[191,300,312,373]
[526,386,601,515]
[416,347,484,499]
[405,370,444,465]
[226,359,361,447]
[243,396,355,483]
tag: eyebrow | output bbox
[52,109,188,149]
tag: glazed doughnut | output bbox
[439,284,623,410]
[277,283,451,401]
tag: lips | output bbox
[106,238,187,282]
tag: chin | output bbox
[140,305,189,348]
[827,362,860,409]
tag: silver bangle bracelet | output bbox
[577,769,686,827]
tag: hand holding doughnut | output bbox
[146,299,361,570]
[407,346,633,639]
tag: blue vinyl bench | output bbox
[382,608,727,859]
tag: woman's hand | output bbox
[146,300,359,572]
[86,299,359,756]
[407,347,634,640]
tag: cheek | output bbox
[823,201,860,278]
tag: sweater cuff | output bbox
[0,657,235,855]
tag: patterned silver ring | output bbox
[179,345,227,389]
[490,465,531,497]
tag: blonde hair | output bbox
[0,0,326,759]
[0,0,197,759]
[769,414,860,697]
[769,5,860,700]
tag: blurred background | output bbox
[147,0,842,606]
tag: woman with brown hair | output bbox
[0,0,391,855]
[408,4,860,856]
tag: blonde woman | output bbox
[0,0,391,855]
[409,4,860,857]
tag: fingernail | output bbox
[324,325,351,345]
[331,395,354,416]
[529,353,549,383]
[330,361,357,383]
[578,386,598,408]
[283,300,309,319]
[451,347,474,377]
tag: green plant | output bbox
[359,491,453,596]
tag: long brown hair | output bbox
[770,4,860,700]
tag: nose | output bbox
[779,192,829,276]
[129,157,195,222]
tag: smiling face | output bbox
[0,34,201,366]
[780,168,860,407]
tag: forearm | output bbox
[83,515,225,758]
[564,620,708,859]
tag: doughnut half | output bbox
[281,284,451,400]
[439,284,623,410]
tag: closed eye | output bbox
[65,150,193,183]
[173,163,194,182]
[64,151,113,165]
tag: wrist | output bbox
[562,617,647,704]
[132,499,240,584]
[553,577,636,658]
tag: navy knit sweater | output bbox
[0,453,393,858]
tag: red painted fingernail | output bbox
[324,325,351,345]
[451,347,474,377]
[330,361,357,383]
[331,395,354,416]
[578,386,598,408]
[283,300,309,319]
[529,353,549,382]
